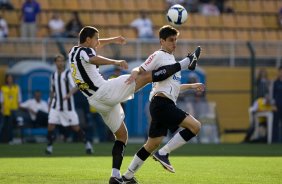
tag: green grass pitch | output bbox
[0,143,282,184]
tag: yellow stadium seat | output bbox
[135,0,150,11]
[264,30,278,41]
[64,0,79,11]
[120,0,137,11]
[120,12,138,26]
[3,11,19,25]
[250,15,264,29]
[91,12,108,26]
[207,16,222,28]
[8,26,19,37]
[222,30,236,40]
[250,30,264,41]
[235,15,251,29]
[262,0,278,13]
[149,0,166,11]
[107,0,122,11]
[263,15,279,29]
[10,0,22,10]
[190,14,208,28]
[78,0,93,10]
[93,0,108,11]
[236,30,250,40]
[38,0,50,10]
[207,30,222,40]
[178,29,193,40]
[222,14,236,28]
[80,13,92,26]
[249,0,263,13]
[121,27,136,39]
[49,0,64,10]
[193,29,208,40]
[233,0,249,13]
[106,13,121,26]
[149,13,166,27]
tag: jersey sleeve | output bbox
[140,52,160,71]
[80,48,96,63]
[67,70,76,88]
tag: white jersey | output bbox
[68,46,107,97]
[141,50,181,103]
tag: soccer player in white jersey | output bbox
[122,25,204,183]
[45,54,93,155]
[68,26,201,184]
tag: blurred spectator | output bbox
[130,11,154,39]
[19,90,48,128]
[48,12,65,38]
[20,0,41,38]
[243,94,276,143]
[65,11,83,38]
[199,0,220,16]
[272,66,282,143]
[0,74,22,143]
[0,0,14,10]
[279,7,282,27]
[255,68,270,98]
[0,13,8,39]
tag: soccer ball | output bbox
[166,4,188,26]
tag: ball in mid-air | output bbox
[167,4,188,26]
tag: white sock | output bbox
[158,132,187,155]
[111,168,121,179]
[179,57,190,70]
[123,154,144,179]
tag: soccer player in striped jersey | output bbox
[69,26,201,184]
[45,54,93,155]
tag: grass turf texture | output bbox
[0,143,282,184]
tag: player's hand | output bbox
[115,36,126,45]
[125,70,138,84]
[193,83,205,92]
[115,60,128,70]
[63,94,71,100]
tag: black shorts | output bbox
[149,96,188,138]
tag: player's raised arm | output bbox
[89,55,128,69]
[180,83,205,92]
[96,36,126,48]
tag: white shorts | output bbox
[88,74,136,133]
[48,109,79,127]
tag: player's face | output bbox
[161,35,177,53]
[55,57,65,71]
[90,33,100,48]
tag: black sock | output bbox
[179,128,196,142]
[152,63,181,82]
[112,140,126,170]
[136,146,151,161]
[76,128,86,143]
[47,130,56,146]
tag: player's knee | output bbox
[192,120,201,134]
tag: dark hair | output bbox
[4,74,13,85]
[54,54,65,62]
[159,25,179,40]
[279,66,282,70]
[79,26,99,43]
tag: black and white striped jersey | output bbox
[50,69,76,111]
[68,46,106,97]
